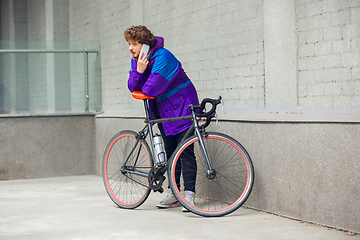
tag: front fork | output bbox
[191,110,217,179]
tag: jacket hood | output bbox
[150,36,164,58]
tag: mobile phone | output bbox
[139,44,150,59]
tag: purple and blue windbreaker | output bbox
[128,36,199,136]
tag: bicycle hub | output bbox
[206,169,217,180]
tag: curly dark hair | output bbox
[124,25,156,47]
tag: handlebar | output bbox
[191,96,222,129]
[194,96,222,117]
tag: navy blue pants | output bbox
[158,124,197,192]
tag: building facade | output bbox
[1,0,359,233]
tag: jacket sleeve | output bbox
[127,59,147,92]
[141,49,180,97]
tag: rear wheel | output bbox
[102,130,153,209]
[168,132,254,217]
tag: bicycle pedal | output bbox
[154,187,164,193]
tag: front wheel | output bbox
[102,130,153,209]
[168,132,254,217]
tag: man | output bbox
[124,25,199,211]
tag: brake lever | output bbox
[220,98,225,114]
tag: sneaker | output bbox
[156,189,180,208]
[182,191,195,212]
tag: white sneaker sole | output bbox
[182,207,190,212]
[156,203,180,208]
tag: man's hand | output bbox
[137,52,149,73]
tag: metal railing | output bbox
[0,45,100,114]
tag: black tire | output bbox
[168,132,254,217]
[102,130,153,209]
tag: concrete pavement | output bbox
[0,175,358,240]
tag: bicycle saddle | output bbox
[132,91,155,100]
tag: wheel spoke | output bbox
[102,131,153,209]
[169,132,254,217]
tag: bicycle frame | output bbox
[121,98,212,185]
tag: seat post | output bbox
[143,99,151,120]
[143,99,157,160]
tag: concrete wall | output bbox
[95,117,146,175]
[208,120,359,233]
[0,115,96,180]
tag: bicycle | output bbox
[102,91,254,217]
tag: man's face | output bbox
[128,39,142,59]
